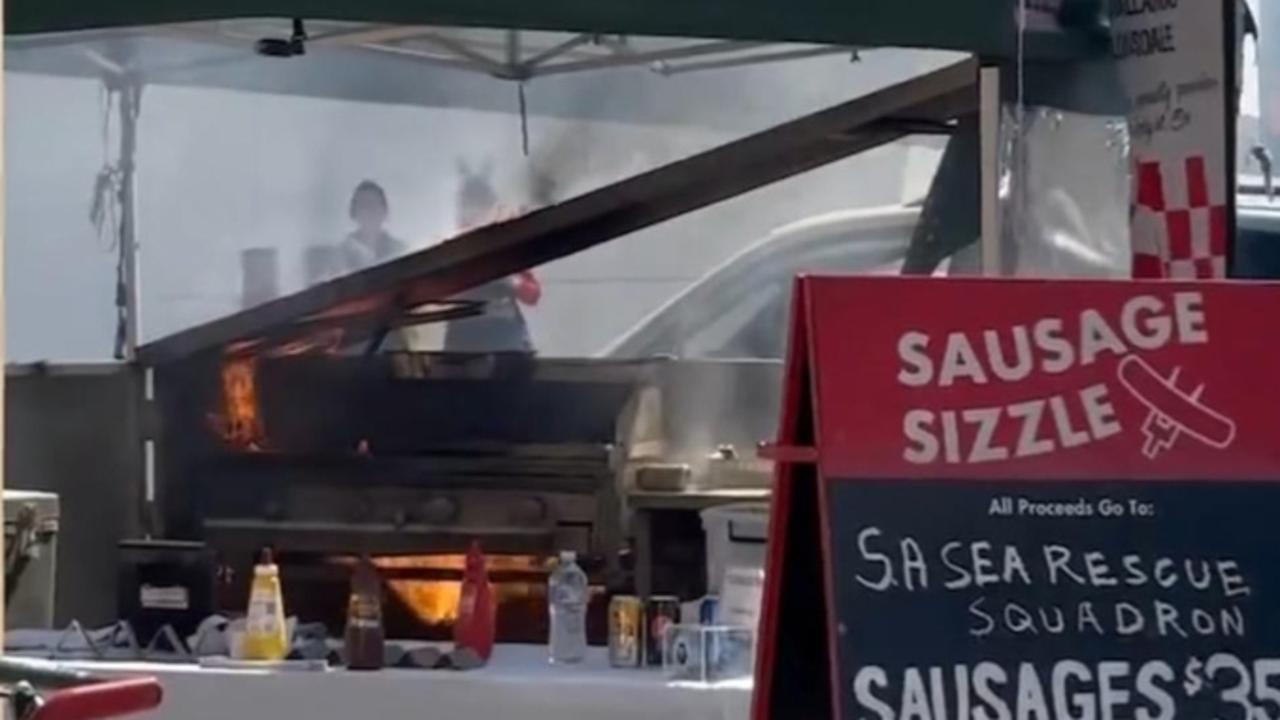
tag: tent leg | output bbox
[114,79,143,360]
[979,65,1002,277]
[1,0,8,648]
[111,78,159,537]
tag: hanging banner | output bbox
[1113,0,1236,278]
[752,277,1280,720]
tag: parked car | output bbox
[605,195,1280,360]
[601,205,918,359]
[1235,186,1280,278]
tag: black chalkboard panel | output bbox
[826,478,1280,720]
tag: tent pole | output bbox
[0,0,8,650]
[115,78,143,360]
[979,64,1002,276]
[108,77,157,538]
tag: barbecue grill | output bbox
[147,342,660,640]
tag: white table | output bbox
[41,646,752,720]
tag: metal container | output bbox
[240,247,280,308]
[117,539,215,645]
[608,595,644,668]
[5,490,60,629]
[634,464,690,492]
[704,447,773,490]
[302,244,343,286]
[645,595,680,666]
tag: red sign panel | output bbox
[806,276,1280,480]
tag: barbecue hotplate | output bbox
[152,349,654,608]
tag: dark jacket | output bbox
[340,231,409,351]
[443,278,534,353]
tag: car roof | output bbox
[600,204,919,356]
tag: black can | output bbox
[699,595,720,625]
[645,596,680,666]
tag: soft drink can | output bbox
[608,595,644,668]
[699,595,720,624]
[645,596,680,666]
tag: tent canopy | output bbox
[4,22,868,125]
[6,0,1104,60]
[5,2,1106,118]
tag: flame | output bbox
[210,331,343,449]
[367,555,546,626]
[264,328,346,358]
[302,297,388,321]
[225,328,344,361]
[210,358,265,450]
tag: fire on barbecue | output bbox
[374,554,546,625]
[209,358,265,450]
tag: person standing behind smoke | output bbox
[341,180,407,272]
[339,180,412,351]
[443,166,541,354]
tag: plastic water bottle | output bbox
[548,550,588,664]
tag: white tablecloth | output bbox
[43,646,752,720]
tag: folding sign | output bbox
[753,276,1280,720]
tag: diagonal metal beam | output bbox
[533,39,762,78]
[307,23,437,46]
[520,32,594,69]
[652,45,852,76]
[138,58,978,364]
[412,30,510,77]
[349,42,481,73]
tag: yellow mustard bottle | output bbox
[242,548,289,661]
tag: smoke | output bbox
[474,46,955,209]
[482,48,959,356]
[6,35,958,360]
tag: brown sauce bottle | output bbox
[344,556,386,670]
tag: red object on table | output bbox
[514,271,541,306]
[33,676,163,720]
[453,541,496,661]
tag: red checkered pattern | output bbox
[1130,156,1229,279]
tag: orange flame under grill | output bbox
[371,555,547,626]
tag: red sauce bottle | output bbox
[453,541,496,661]
[344,556,386,670]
